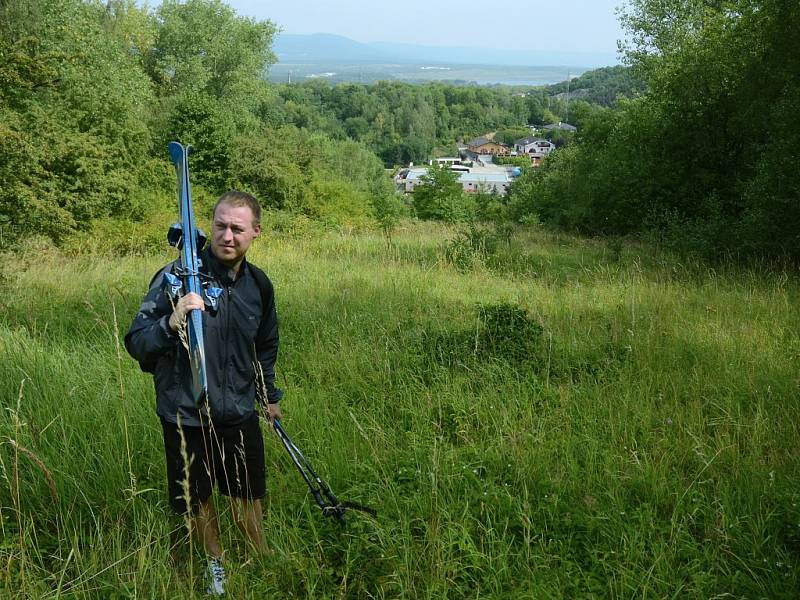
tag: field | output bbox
[1,222,799,598]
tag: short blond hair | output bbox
[213,190,262,226]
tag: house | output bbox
[394,164,516,196]
[514,136,555,156]
[393,167,429,193]
[466,136,509,156]
[430,157,464,168]
[459,171,511,195]
[513,136,556,167]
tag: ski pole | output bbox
[269,419,376,524]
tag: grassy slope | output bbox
[1,223,799,598]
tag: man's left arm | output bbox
[254,275,283,419]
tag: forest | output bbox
[0,0,798,255]
[511,0,800,260]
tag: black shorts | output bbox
[161,414,266,515]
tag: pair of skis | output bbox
[167,143,374,524]
[166,141,212,405]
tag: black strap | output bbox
[247,262,272,315]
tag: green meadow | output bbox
[1,222,799,598]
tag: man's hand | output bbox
[168,292,205,331]
[264,402,282,424]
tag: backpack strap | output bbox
[147,259,180,291]
[247,262,283,404]
[247,262,273,313]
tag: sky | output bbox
[222,0,628,55]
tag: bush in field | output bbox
[475,302,545,364]
[444,224,501,271]
[370,191,407,243]
[413,165,474,223]
[417,301,545,371]
[304,176,373,228]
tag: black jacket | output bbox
[124,249,282,426]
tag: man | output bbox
[125,191,282,596]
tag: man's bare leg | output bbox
[195,499,223,558]
[231,498,266,553]
[195,499,227,594]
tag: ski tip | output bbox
[168,141,184,166]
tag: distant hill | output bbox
[274,33,619,69]
[368,41,618,69]
[273,33,393,63]
[545,66,646,106]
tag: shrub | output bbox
[444,224,501,271]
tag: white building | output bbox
[514,136,555,156]
[430,157,463,167]
[394,165,517,196]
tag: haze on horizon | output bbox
[212,0,628,57]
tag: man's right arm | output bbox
[124,270,181,364]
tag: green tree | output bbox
[0,0,156,245]
[229,124,389,227]
[143,0,280,192]
[616,0,800,256]
[162,91,236,191]
[147,0,276,104]
[413,166,471,223]
[512,0,800,259]
[494,127,533,146]
[545,66,645,107]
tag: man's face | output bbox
[209,202,261,267]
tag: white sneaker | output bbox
[206,557,226,596]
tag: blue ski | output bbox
[167,141,208,405]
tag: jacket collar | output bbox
[202,247,250,285]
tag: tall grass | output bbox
[1,223,798,598]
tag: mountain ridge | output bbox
[274,33,618,68]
